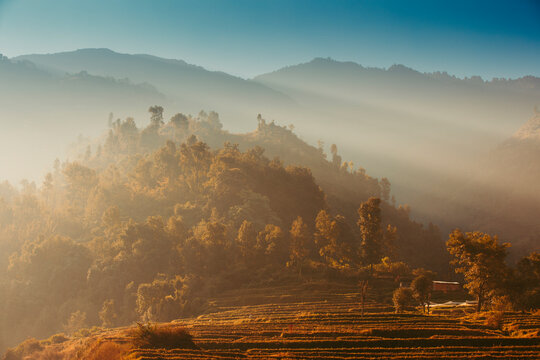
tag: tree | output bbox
[330,144,341,168]
[314,210,354,269]
[374,257,410,283]
[99,299,118,328]
[136,275,183,322]
[64,311,87,335]
[236,220,258,266]
[447,229,509,312]
[256,224,286,265]
[393,287,413,313]
[288,216,310,277]
[411,273,434,314]
[358,268,370,316]
[357,197,383,273]
[380,177,391,202]
[148,105,164,128]
[508,252,540,310]
[170,113,189,130]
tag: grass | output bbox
[76,340,132,360]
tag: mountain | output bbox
[254,58,540,231]
[15,49,296,131]
[0,55,166,182]
[3,51,540,247]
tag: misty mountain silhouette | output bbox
[15,49,296,131]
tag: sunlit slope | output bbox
[11,282,540,359]
[15,49,296,132]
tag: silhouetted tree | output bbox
[148,105,164,128]
[380,177,391,202]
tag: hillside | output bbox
[0,110,447,353]
[5,282,540,359]
[254,58,540,231]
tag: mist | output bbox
[0,2,539,357]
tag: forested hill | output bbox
[73,109,445,269]
[254,58,540,240]
[0,108,443,352]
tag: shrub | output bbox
[76,340,131,360]
[47,334,69,344]
[35,348,64,360]
[485,311,504,330]
[491,295,513,312]
[3,338,43,360]
[392,287,414,313]
[132,323,198,350]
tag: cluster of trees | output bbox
[447,230,539,312]
[0,107,446,351]
[392,230,539,314]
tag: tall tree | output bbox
[314,210,353,269]
[236,220,258,267]
[148,105,164,128]
[508,252,540,310]
[447,229,509,311]
[357,197,384,273]
[380,177,391,202]
[288,216,310,277]
[411,271,434,314]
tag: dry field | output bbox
[10,282,540,359]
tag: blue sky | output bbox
[0,0,538,79]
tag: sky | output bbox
[0,0,539,79]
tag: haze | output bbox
[0,1,539,355]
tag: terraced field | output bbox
[11,282,540,359]
[122,283,540,359]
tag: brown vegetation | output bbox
[131,323,198,350]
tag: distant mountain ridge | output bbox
[256,57,540,91]
[0,54,166,181]
[15,49,296,131]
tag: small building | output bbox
[432,280,460,293]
